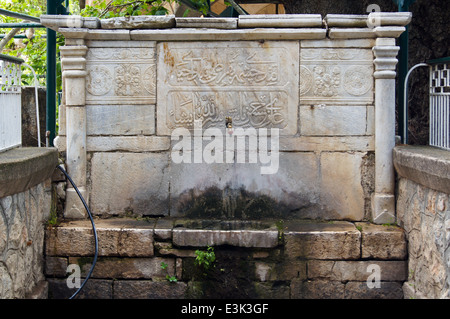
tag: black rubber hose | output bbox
[56,164,98,299]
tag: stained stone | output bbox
[89,152,170,216]
[238,14,323,28]
[176,17,237,29]
[100,15,175,29]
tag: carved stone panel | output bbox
[85,45,156,104]
[300,48,374,105]
[157,41,299,135]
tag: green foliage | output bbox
[160,262,178,282]
[79,0,215,18]
[194,246,216,271]
[0,0,59,87]
[79,0,178,18]
[1,0,215,90]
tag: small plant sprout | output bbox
[160,261,177,283]
[194,246,216,271]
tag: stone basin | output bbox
[172,219,280,248]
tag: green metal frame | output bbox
[0,8,41,23]
[427,56,450,65]
[0,23,45,28]
[1,3,68,147]
[392,0,417,143]
[46,0,68,147]
[0,52,24,64]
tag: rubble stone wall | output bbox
[0,147,58,298]
[394,146,450,299]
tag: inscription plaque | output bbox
[157,41,299,135]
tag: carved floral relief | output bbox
[85,47,156,104]
[300,48,374,105]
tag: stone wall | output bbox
[0,147,58,298]
[45,218,407,299]
[394,145,450,299]
[41,13,412,224]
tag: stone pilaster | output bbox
[60,45,88,218]
[372,38,399,224]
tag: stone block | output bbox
[255,260,307,281]
[130,28,326,41]
[301,38,375,48]
[45,257,68,277]
[307,260,407,281]
[238,14,323,28]
[154,218,174,240]
[324,14,368,28]
[45,219,154,257]
[113,280,187,299]
[320,152,366,220]
[393,145,450,194]
[100,15,175,29]
[328,28,376,39]
[47,278,112,299]
[291,279,345,299]
[279,136,374,152]
[368,12,412,26]
[176,17,237,29]
[254,282,290,299]
[0,147,58,197]
[344,281,404,299]
[157,41,299,136]
[87,136,169,152]
[172,228,279,248]
[84,29,131,41]
[300,105,367,136]
[356,222,407,260]
[71,256,175,280]
[89,152,170,216]
[169,152,321,219]
[86,105,155,136]
[374,26,406,38]
[284,221,361,260]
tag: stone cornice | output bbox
[40,13,412,41]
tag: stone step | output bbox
[45,218,407,260]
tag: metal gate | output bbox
[0,54,23,152]
[429,57,450,150]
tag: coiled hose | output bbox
[56,164,98,299]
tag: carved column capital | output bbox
[372,39,400,79]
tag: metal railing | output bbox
[404,57,450,151]
[0,54,23,152]
[429,57,450,150]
